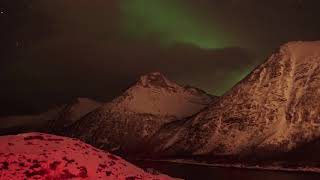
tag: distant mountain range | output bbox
[68,72,216,155]
[0,98,103,135]
[0,72,216,155]
[2,41,320,172]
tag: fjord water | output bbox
[135,161,320,180]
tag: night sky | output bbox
[1,0,320,115]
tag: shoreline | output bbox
[136,158,320,174]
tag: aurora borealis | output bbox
[120,0,232,49]
[1,0,320,115]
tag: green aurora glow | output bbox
[120,0,233,49]
[119,0,252,95]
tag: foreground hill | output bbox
[0,132,176,180]
[150,41,320,162]
[69,72,215,154]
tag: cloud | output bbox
[0,36,255,115]
[5,0,320,115]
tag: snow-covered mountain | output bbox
[111,72,214,118]
[150,41,320,158]
[0,98,102,135]
[0,132,176,180]
[48,98,102,133]
[69,72,216,154]
[0,107,63,135]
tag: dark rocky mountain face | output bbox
[68,72,216,155]
[0,98,102,136]
[150,41,320,161]
[48,98,102,133]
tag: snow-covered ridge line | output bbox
[68,72,215,154]
[149,41,320,159]
[111,72,215,118]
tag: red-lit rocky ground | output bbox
[0,133,177,180]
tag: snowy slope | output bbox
[69,72,215,154]
[151,41,320,157]
[111,72,214,118]
[0,132,177,180]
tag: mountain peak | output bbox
[68,73,215,154]
[110,72,213,118]
[137,72,176,89]
[150,41,320,156]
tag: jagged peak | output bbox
[136,72,177,89]
[109,72,213,117]
[123,72,215,98]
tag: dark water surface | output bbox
[134,161,320,180]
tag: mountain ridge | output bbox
[68,72,216,154]
[149,41,320,159]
